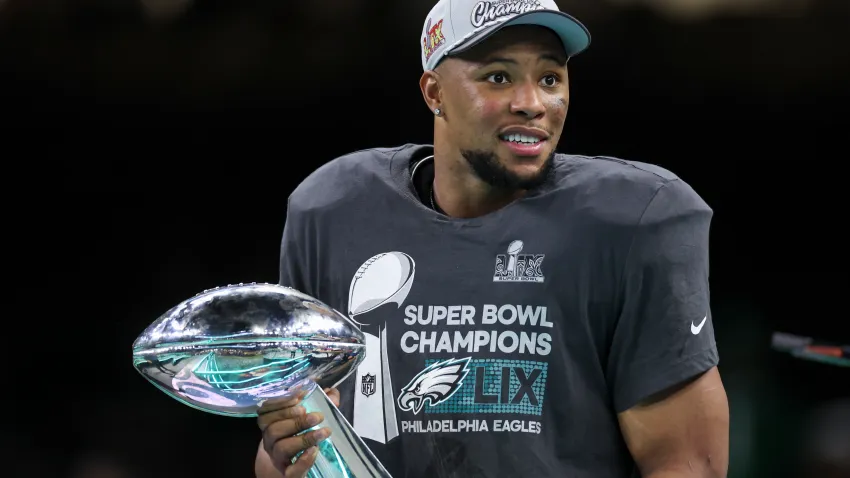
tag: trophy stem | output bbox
[298,382,392,478]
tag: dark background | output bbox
[3,0,848,477]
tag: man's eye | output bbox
[487,73,509,84]
[540,75,559,87]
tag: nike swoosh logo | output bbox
[691,315,707,335]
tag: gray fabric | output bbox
[278,144,718,478]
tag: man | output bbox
[255,0,729,476]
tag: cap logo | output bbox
[470,0,545,28]
[423,18,446,62]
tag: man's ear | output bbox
[419,69,442,114]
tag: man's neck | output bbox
[431,148,525,219]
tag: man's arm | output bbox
[606,176,728,476]
[618,366,729,478]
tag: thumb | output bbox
[324,387,341,407]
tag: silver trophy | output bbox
[132,283,392,478]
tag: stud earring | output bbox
[434,108,442,116]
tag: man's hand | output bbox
[254,388,341,478]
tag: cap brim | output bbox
[449,10,591,60]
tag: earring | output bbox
[434,108,442,116]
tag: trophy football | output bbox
[132,283,392,478]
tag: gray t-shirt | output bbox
[278,144,718,478]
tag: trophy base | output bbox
[297,382,392,478]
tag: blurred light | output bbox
[139,0,193,23]
[604,0,813,21]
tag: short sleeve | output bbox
[278,196,311,293]
[608,178,719,413]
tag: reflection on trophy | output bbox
[132,283,392,478]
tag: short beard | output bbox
[461,149,555,192]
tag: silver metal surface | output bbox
[132,283,392,477]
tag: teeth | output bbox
[502,133,540,144]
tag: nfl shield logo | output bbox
[361,373,376,397]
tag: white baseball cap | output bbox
[421,0,591,71]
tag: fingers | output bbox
[256,389,334,476]
[258,405,308,432]
[258,391,306,414]
[284,446,319,478]
[269,427,333,469]
[324,388,340,407]
[263,411,323,443]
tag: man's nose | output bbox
[510,82,546,119]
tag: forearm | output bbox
[641,459,727,478]
[644,470,725,478]
[633,441,728,478]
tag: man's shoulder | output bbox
[550,153,708,222]
[288,144,419,214]
[555,153,681,187]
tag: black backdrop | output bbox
[3,0,848,477]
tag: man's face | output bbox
[437,25,570,191]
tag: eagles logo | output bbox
[397,357,471,415]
